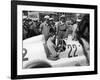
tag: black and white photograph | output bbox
[11,1,97,79]
[22,11,90,68]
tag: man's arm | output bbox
[55,22,59,35]
[39,23,43,33]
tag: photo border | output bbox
[11,0,98,79]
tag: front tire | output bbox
[24,61,52,68]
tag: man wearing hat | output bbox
[48,18,56,37]
[40,15,50,42]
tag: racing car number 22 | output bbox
[67,44,78,58]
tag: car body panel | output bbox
[23,35,88,68]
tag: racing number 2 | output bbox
[67,44,78,58]
[22,48,28,61]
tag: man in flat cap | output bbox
[40,15,50,43]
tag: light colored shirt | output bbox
[47,36,57,57]
[40,21,50,37]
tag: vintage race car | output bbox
[23,35,89,68]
